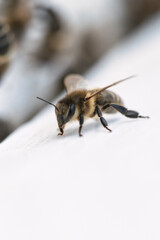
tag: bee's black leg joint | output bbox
[79,114,84,137]
[103,104,149,119]
[96,106,112,132]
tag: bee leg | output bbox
[103,104,149,119]
[78,114,84,137]
[96,106,112,132]
[58,127,64,136]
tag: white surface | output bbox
[0,14,160,240]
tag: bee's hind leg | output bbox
[78,114,84,137]
[102,104,149,119]
[96,106,112,132]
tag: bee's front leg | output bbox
[96,106,112,132]
[78,114,84,137]
[58,126,65,136]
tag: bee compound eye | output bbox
[66,104,75,122]
[70,103,75,112]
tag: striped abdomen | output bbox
[96,90,124,114]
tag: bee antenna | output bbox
[84,75,136,102]
[37,97,59,111]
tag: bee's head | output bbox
[36,97,75,130]
[55,101,75,128]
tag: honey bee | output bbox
[37,74,149,136]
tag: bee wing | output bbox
[64,74,88,93]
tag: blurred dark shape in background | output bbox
[0,20,14,76]
[126,0,160,29]
[0,0,31,38]
[0,0,160,142]
[0,0,31,78]
[32,6,63,61]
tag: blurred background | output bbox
[0,0,160,142]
